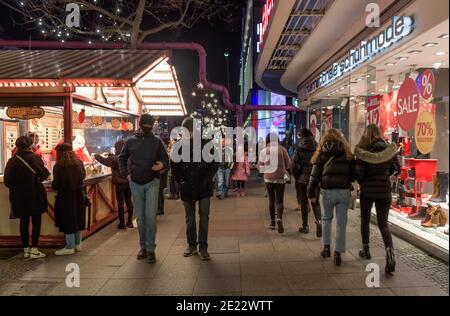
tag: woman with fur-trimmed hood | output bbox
[354,124,400,275]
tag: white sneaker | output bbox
[54,248,75,256]
[23,247,30,259]
[30,248,46,259]
[75,245,82,252]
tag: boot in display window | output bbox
[421,205,448,228]
[431,172,449,203]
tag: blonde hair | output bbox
[311,129,353,163]
[357,124,383,149]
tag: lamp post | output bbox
[224,52,230,93]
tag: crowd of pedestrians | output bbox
[4,114,400,274]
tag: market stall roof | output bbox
[0,49,162,82]
[0,49,187,116]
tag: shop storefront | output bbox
[295,1,449,260]
[0,49,186,247]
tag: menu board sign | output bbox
[29,113,64,152]
[6,107,45,120]
[3,122,19,165]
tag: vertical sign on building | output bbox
[259,0,274,50]
[367,95,381,127]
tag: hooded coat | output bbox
[354,138,400,200]
[292,136,317,184]
[170,139,219,202]
[4,151,50,217]
[118,130,169,185]
[308,140,355,198]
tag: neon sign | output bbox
[259,0,274,52]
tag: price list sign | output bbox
[366,95,381,127]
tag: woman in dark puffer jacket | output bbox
[292,128,321,236]
[308,129,355,267]
[355,124,400,274]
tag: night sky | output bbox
[0,1,245,114]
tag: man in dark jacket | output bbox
[95,140,134,230]
[292,128,321,235]
[171,118,219,260]
[4,136,50,259]
[118,114,169,263]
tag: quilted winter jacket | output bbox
[354,139,400,200]
[292,136,317,185]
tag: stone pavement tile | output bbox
[111,257,161,279]
[359,258,414,272]
[380,271,437,288]
[169,245,191,255]
[81,255,130,267]
[331,272,388,290]
[242,275,290,292]
[237,230,268,237]
[274,249,318,262]
[144,277,197,295]
[239,243,274,253]
[198,264,241,278]
[155,263,201,279]
[96,244,140,256]
[347,246,389,260]
[287,274,340,291]
[241,263,282,276]
[243,291,293,296]
[19,255,92,279]
[47,278,108,296]
[78,265,120,279]
[201,253,240,265]
[238,235,272,245]
[193,276,242,294]
[280,261,327,275]
[292,289,345,296]
[342,288,396,296]
[96,279,150,296]
[163,253,202,265]
[209,243,240,254]
[240,252,277,263]
[390,286,448,296]
[0,281,57,296]
[155,237,177,247]
[321,258,365,274]
[208,230,239,238]
[196,292,241,296]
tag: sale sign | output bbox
[366,95,381,126]
[324,109,333,131]
[414,111,436,154]
[420,70,435,100]
[397,78,419,131]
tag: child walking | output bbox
[231,145,250,197]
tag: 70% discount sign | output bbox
[414,111,436,154]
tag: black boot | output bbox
[298,225,309,234]
[316,222,322,238]
[334,251,342,266]
[320,245,331,258]
[431,172,449,203]
[408,206,427,220]
[385,247,396,274]
[359,244,371,259]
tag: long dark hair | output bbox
[56,144,80,167]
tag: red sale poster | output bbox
[367,95,381,127]
[380,91,398,134]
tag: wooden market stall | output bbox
[0,49,187,247]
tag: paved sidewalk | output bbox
[0,176,448,296]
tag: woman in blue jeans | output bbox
[52,143,86,256]
[308,129,355,266]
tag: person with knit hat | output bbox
[4,136,50,259]
[118,114,169,263]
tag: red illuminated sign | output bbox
[259,0,274,50]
